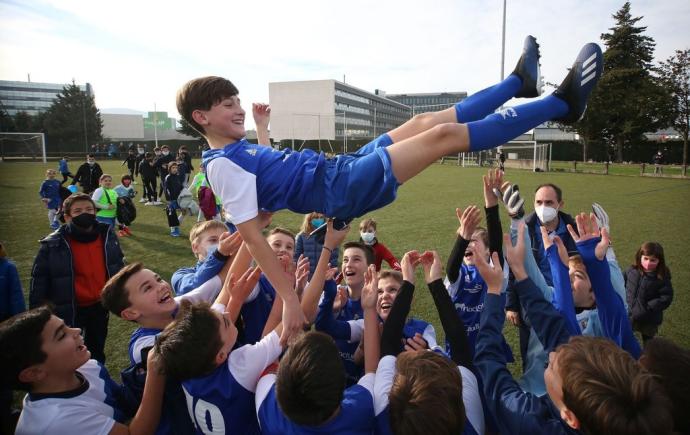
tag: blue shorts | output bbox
[321,134,399,220]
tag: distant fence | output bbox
[550,161,688,178]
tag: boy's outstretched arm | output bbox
[567,213,641,358]
[253,103,271,146]
[422,250,473,369]
[380,251,419,357]
[236,217,305,345]
[301,220,350,323]
[447,206,480,284]
[110,351,166,435]
[362,265,380,374]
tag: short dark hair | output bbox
[0,306,52,390]
[388,351,464,435]
[154,300,223,380]
[535,183,563,202]
[558,336,672,435]
[276,332,345,426]
[177,76,239,135]
[101,263,143,317]
[343,241,374,265]
[63,193,96,216]
[640,338,690,434]
[121,174,132,183]
[86,153,95,159]
[268,227,296,241]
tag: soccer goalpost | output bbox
[0,132,47,163]
[448,140,551,171]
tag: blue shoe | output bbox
[553,43,603,124]
[170,228,180,237]
[512,35,542,98]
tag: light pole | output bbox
[81,97,88,153]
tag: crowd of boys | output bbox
[3,35,689,435]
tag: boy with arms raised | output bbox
[473,221,671,434]
[180,38,604,343]
[1,307,165,435]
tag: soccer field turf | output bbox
[1,160,689,378]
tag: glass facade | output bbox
[0,80,94,116]
[334,83,411,139]
[386,92,467,114]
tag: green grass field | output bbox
[1,160,689,384]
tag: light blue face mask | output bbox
[311,218,325,228]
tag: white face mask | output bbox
[204,243,219,260]
[360,231,376,245]
[535,205,558,224]
[162,151,170,156]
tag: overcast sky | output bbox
[1,0,688,129]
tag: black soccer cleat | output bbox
[309,218,352,244]
[512,35,543,98]
[553,43,603,124]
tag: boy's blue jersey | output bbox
[129,327,161,365]
[59,159,69,173]
[203,134,398,223]
[335,298,363,385]
[181,331,282,435]
[256,373,375,434]
[240,274,276,345]
[39,179,62,209]
[448,264,513,362]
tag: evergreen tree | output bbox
[14,111,33,132]
[43,82,103,152]
[659,49,690,167]
[0,106,14,132]
[574,2,672,162]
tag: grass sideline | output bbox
[1,160,689,383]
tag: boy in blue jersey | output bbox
[172,220,239,295]
[255,261,382,434]
[473,222,672,435]
[154,293,285,435]
[373,250,484,435]
[39,169,62,230]
[179,38,604,344]
[1,306,166,435]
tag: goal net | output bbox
[0,132,47,163]
[500,141,551,171]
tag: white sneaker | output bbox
[153,201,163,206]
[139,198,147,203]
[144,201,154,206]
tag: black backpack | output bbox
[116,196,137,226]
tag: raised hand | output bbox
[503,221,526,280]
[361,265,378,311]
[456,206,482,240]
[567,212,610,261]
[420,250,443,284]
[483,168,504,208]
[324,218,350,250]
[252,103,271,130]
[294,255,310,294]
[473,250,504,295]
[498,182,525,219]
[218,231,243,257]
[400,250,422,285]
[540,225,569,266]
[403,333,429,353]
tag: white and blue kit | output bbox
[373,355,485,435]
[203,134,397,224]
[16,360,128,435]
[182,327,282,434]
[256,371,376,434]
[239,274,276,345]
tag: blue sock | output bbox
[467,95,568,151]
[455,75,522,123]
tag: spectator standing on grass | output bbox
[625,242,673,344]
[57,156,73,184]
[653,150,664,175]
[156,145,175,201]
[121,148,138,179]
[29,193,124,363]
[71,153,103,194]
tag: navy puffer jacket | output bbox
[29,223,125,325]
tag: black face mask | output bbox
[71,212,97,229]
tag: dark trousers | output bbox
[60,172,74,184]
[142,177,157,202]
[74,302,109,363]
[166,202,180,227]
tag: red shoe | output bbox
[123,226,132,236]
